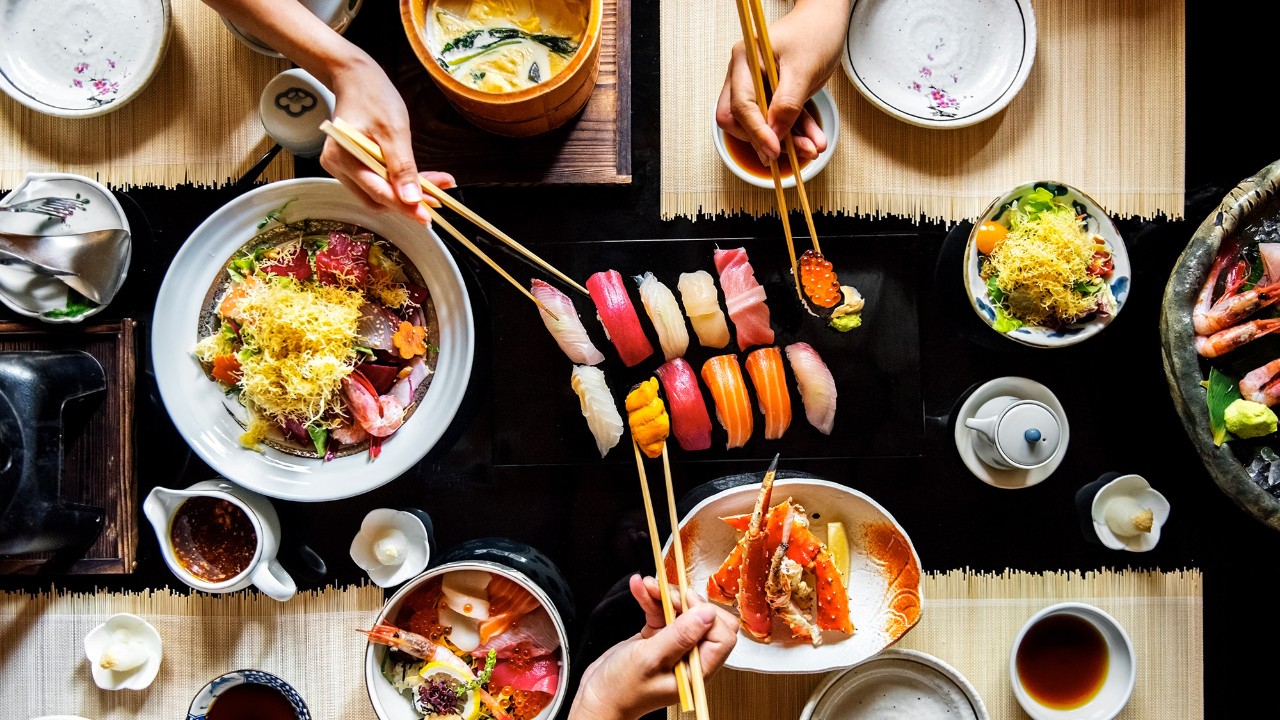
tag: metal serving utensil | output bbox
[0,196,83,220]
[0,228,130,304]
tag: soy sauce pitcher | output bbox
[963,396,1063,471]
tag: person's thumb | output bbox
[382,138,423,206]
[642,605,717,669]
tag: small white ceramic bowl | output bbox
[1091,474,1171,552]
[1010,602,1135,720]
[713,87,840,190]
[800,648,989,719]
[83,613,162,691]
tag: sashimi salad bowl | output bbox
[363,562,569,720]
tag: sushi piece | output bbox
[586,270,654,367]
[655,358,713,451]
[714,247,774,351]
[636,272,690,360]
[785,342,837,435]
[700,354,754,449]
[570,365,624,457]
[745,347,792,440]
[532,279,605,365]
[625,378,670,459]
[677,271,731,349]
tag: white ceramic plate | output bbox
[151,179,475,502]
[964,181,1131,348]
[0,0,170,117]
[841,0,1035,128]
[712,87,841,190]
[663,477,923,673]
[800,649,989,720]
[0,172,131,323]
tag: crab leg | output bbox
[735,455,779,642]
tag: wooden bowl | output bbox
[400,0,603,137]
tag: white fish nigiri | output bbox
[571,365,624,456]
[636,272,690,360]
[532,279,605,365]
[785,342,837,434]
[677,271,730,348]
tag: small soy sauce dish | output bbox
[187,669,310,720]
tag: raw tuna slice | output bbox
[258,240,312,281]
[315,231,370,287]
[489,654,560,695]
[713,247,774,350]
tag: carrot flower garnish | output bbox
[393,321,428,359]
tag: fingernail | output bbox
[400,183,421,203]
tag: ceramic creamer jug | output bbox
[143,479,296,601]
[963,396,1062,470]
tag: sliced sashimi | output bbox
[714,247,774,350]
[636,272,690,360]
[677,271,731,349]
[745,346,792,440]
[570,365,623,457]
[258,240,312,281]
[533,279,605,365]
[654,358,712,451]
[701,354,754,449]
[478,575,543,644]
[586,270,654,366]
[785,342,837,435]
[490,655,561,695]
[315,231,370,287]
[473,605,561,659]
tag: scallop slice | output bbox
[441,606,481,652]
[442,569,492,620]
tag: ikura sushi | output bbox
[714,247,774,351]
[635,272,690,361]
[532,279,605,365]
[625,377,670,459]
[586,270,654,367]
[677,271,731,349]
[701,354,754,449]
[570,365,623,457]
[785,342,836,434]
[744,347,792,440]
[655,358,713,451]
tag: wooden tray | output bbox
[391,0,632,186]
[0,319,138,574]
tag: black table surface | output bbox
[4,2,1279,718]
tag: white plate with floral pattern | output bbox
[841,0,1035,129]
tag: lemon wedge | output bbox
[417,661,481,720]
[827,521,849,580]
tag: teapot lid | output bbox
[996,401,1061,468]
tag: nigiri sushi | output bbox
[570,365,624,456]
[677,271,730,349]
[701,354,754,449]
[587,270,654,367]
[636,272,689,360]
[532,279,605,365]
[714,248,774,351]
[745,347,792,440]
[785,342,836,434]
[655,358,712,451]
[625,377,670,458]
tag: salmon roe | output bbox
[798,250,841,308]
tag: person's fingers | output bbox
[766,72,808,159]
[631,575,668,638]
[695,606,740,673]
[794,107,826,157]
[641,604,717,670]
[728,46,779,161]
[378,125,422,207]
[418,171,457,209]
[715,72,749,143]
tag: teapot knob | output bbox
[1025,428,1042,442]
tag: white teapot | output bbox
[963,395,1063,471]
[143,479,296,601]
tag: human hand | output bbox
[715,0,851,164]
[569,575,738,720]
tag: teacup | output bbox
[1010,602,1135,720]
[187,669,310,720]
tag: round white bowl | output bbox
[713,87,840,190]
[150,178,475,502]
[1010,602,1136,720]
[800,648,989,720]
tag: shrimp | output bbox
[342,371,405,437]
[1241,359,1280,406]
[1194,240,1239,335]
[1195,318,1280,358]
[1195,280,1280,336]
[358,623,439,659]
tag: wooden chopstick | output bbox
[661,443,710,720]
[632,441,695,713]
[328,117,590,297]
[318,120,559,321]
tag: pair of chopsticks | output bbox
[318,118,588,321]
[731,0,823,302]
[631,441,709,720]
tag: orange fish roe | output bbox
[511,690,553,720]
[798,250,841,308]
[508,644,536,671]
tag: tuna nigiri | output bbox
[785,342,836,434]
[636,272,689,360]
[745,347,792,440]
[532,279,605,365]
[625,377,670,459]
[655,358,713,451]
[587,270,654,367]
[701,354,754,449]
[571,365,624,456]
[677,271,731,349]
[714,247,774,351]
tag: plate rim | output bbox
[799,648,990,720]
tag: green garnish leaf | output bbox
[354,345,375,357]
[307,424,328,457]
[258,198,296,230]
[426,343,440,355]
[1074,281,1103,295]
[986,276,1005,303]
[992,306,1023,333]
[463,650,498,693]
[42,289,96,319]
[1206,367,1242,446]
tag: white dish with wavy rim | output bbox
[0,172,131,323]
[150,178,474,502]
[800,648,989,720]
[953,376,1069,489]
[1090,474,1170,552]
[0,0,170,118]
[964,181,1131,348]
[83,613,163,691]
[1011,602,1136,720]
[662,477,922,674]
[712,87,840,190]
[841,0,1035,129]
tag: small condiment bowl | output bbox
[1090,474,1171,552]
[1010,602,1136,720]
[349,508,431,588]
[83,613,162,691]
[187,669,310,720]
[713,87,839,190]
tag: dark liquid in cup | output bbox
[723,100,822,179]
[207,682,298,720]
[1015,613,1110,709]
[170,497,258,583]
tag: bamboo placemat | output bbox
[670,569,1203,720]
[0,0,292,191]
[659,0,1185,223]
[0,584,384,719]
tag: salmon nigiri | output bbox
[587,270,654,367]
[744,346,791,440]
[701,354,754,449]
[785,342,836,434]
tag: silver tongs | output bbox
[0,228,130,305]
